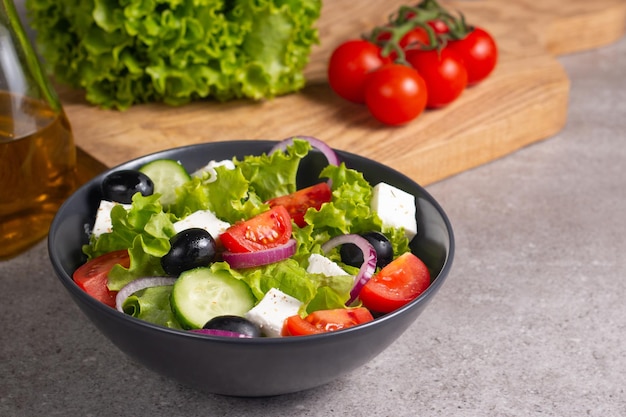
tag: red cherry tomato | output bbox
[376,26,431,60]
[447,27,498,85]
[282,307,374,336]
[327,40,391,103]
[363,64,428,126]
[73,250,130,307]
[406,47,468,108]
[428,19,449,34]
[219,206,293,253]
[359,252,431,313]
[266,182,332,228]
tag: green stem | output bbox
[364,0,472,64]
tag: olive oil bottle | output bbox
[0,0,76,259]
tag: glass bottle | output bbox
[0,0,76,259]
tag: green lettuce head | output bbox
[26,0,321,109]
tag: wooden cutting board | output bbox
[66,0,626,185]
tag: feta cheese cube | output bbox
[92,200,131,238]
[172,210,231,241]
[245,288,303,337]
[370,182,417,240]
[307,253,350,277]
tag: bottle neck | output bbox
[0,0,61,112]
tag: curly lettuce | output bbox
[25,0,321,109]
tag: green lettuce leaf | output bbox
[122,285,183,329]
[172,166,266,224]
[172,138,311,222]
[209,259,353,313]
[84,193,175,290]
[85,193,176,259]
[26,0,322,110]
[235,137,311,200]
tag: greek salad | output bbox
[73,137,432,337]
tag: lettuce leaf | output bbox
[210,260,353,313]
[26,0,321,109]
[235,137,311,201]
[171,166,265,224]
[172,139,311,222]
[83,193,175,290]
[122,285,183,329]
[85,193,176,259]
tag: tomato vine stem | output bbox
[364,0,472,65]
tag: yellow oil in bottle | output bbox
[0,91,77,259]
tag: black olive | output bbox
[161,228,217,276]
[340,231,394,269]
[101,169,154,204]
[203,315,262,338]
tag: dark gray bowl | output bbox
[48,140,454,397]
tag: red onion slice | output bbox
[115,277,177,312]
[222,239,297,269]
[270,136,340,166]
[189,329,251,338]
[321,234,377,306]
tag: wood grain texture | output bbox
[68,0,626,185]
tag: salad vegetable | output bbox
[25,0,322,110]
[74,137,431,337]
[327,0,498,125]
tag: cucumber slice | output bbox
[170,267,255,329]
[139,159,191,206]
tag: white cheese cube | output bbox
[307,253,350,277]
[191,159,235,183]
[172,210,231,241]
[245,288,303,338]
[371,182,417,240]
[92,200,131,238]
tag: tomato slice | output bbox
[72,250,130,308]
[282,307,374,336]
[266,182,332,228]
[219,206,293,253]
[358,252,431,314]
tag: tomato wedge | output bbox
[358,252,431,313]
[72,250,130,308]
[219,206,293,253]
[282,307,374,336]
[266,182,332,228]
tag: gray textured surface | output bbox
[2,30,626,417]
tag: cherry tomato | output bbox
[219,206,293,253]
[282,307,374,336]
[406,47,468,108]
[327,39,391,103]
[428,19,449,34]
[358,252,431,313]
[376,27,431,60]
[364,64,428,126]
[73,250,130,308]
[447,27,497,85]
[266,182,332,228]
